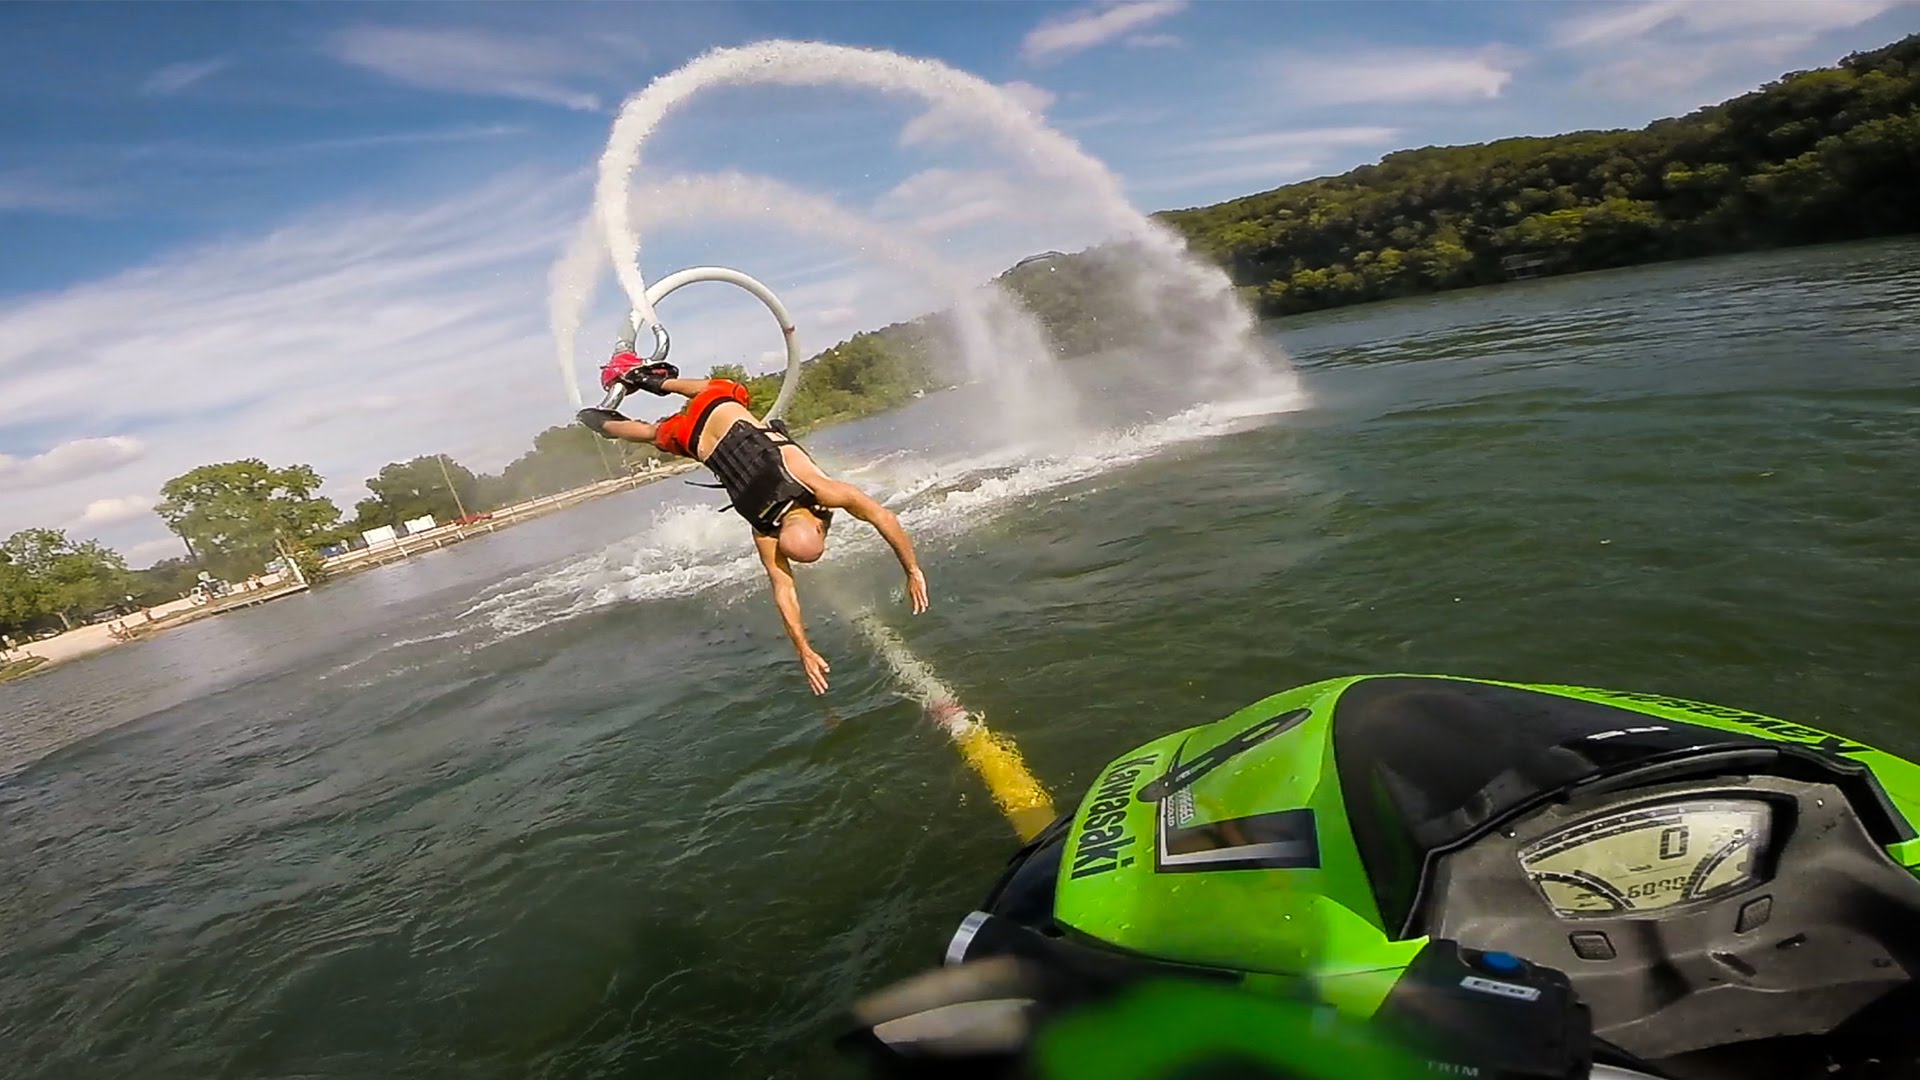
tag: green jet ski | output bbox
[842,675,1920,1080]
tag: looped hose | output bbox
[591,266,804,419]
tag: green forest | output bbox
[6,36,1914,642]
[1143,35,1916,318]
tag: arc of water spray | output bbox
[584,39,1286,402]
[594,41,1207,331]
[852,610,1055,840]
[634,172,1052,378]
[550,171,1059,414]
[549,216,606,409]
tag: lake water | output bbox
[3,239,1917,1078]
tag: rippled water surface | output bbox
[3,240,1917,1078]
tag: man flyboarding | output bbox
[577,336,928,696]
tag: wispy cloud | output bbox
[326,24,604,111]
[901,81,1056,147]
[1125,33,1185,50]
[1135,126,1403,201]
[127,124,531,168]
[813,305,859,334]
[1022,1,1190,64]
[0,438,146,491]
[1269,47,1517,106]
[0,169,588,547]
[1551,0,1910,104]
[1059,106,1172,132]
[72,494,155,528]
[0,172,117,216]
[1132,156,1319,194]
[126,537,186,566]
[1187,126,1403,157]
[875,168,1024,235]
[1555,0,1906,48]
[141,58,230,97]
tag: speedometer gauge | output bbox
[1519,798,1770,917]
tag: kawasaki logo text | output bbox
[1070,755,1156,880]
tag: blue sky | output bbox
[3,0,1915,565]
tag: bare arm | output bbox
[808,477,929,615]
[815,480,919,575]
[756,533,831,693]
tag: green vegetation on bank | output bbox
[1,529,138,635]
[1154,35,1920,317]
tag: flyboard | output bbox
[590,265,806,423]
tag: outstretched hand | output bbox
[800,648,832,696]
[906,568,929,615]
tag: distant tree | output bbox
[0,549,46,636]
[0,528,134,630]
[360,455,483,528]
[156,459,344,579]
[351,497,391,535]
[130,556,203,607]
[491,425,644,503]
[708,362,749,382]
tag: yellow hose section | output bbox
[852,610,1056,840]
[950,720,1057,840]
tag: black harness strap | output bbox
[698,420,832,536]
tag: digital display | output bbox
[1519,798,1770,917]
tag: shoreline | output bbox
[4,464,696,682]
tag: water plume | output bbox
[580,39,1283,399]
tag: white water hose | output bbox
[595,265,805,422]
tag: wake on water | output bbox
[439,386,1302,652]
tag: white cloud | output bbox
[141,58,229,96]
[1000,81,1059,115]
[72,495,155,528]
[1060,106,1171,132]
[815,306,859,331]
[875,168,1024,235]
[1133,157,1319,194]
[0,169,589,549]
[1270,48,1517,106]
[1125,33,1185,49]
[1022,1,1189,64]
[1555,0,1905,48]
[0,161,1013,555]
[1130,126,1401,199]
[251,124,530,159]
[0,172,114,215]
[127,537,187,567]
[0,438,146,490]
[326,25,604,111]
[901,80,1056,147]
[1551,0,1911,105]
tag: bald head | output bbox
[777,508,828,563]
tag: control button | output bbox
[1474,950,1525,974]
[1569,932,1616,961]
[1736,895,1773,934]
